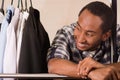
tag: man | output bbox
[88,62,120,80]
[47,1,120,80]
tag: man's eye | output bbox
[76,27,80,31]
[74,35,77,39]
[86,33,94,37]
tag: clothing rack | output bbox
[0,74,68,79]
[111,0,118,62]
[0,0,118,79]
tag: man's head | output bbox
[74,1,115,51]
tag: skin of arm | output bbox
[48,57,120,80]
[48,58,82,78]
[77,57,120,80]
[108,62,120,79]
[88,62,120,80]
[77,57,105,76]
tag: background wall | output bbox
[0,0,111,43]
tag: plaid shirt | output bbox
[117,24,120,62]
[47,23,119,64]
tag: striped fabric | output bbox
[47,23,114,64]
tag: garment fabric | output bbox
[116,24,120,62]
[0,9,4,31]
[16,12,23,71]
[47,23,112,64]
[19,7,50,74]
[118,56,120,62]
[0,6,14,75]
[3,7,20,80]
[16,11,29,71]
[3,8,20,76]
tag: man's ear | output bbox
[102,30,111,41]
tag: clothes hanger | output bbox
[17,0,21,8]
[17,0,24,12]
[11,0,13,5]
[24,0,28,12]
[20,0,23,12]
[30,0,33,7]
[0,0,4,14]
[20,0,28,12]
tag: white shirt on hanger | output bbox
[3,8,20,79]
[16,11,29,71]
[0,12,4,24]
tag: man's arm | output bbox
[88,62,120,80]
[77,57,105,76]
[109,62,120,79]
[48,58,81,78]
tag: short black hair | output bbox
[78,1,115,33]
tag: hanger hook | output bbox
[17,0,20,8]
[30,0,32,7]
[0,0,4,14]
[25,0,28,11]
[1,0,4,9]
[21,0,23,11]
[11,0,13,5]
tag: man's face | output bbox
[74,9,110,51]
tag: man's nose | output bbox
[77,32,86,43]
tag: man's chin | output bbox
[77,46,88,51]
[79,47,97,51]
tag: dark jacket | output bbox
[19,7,50,74]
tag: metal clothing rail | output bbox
[0,74,87,80]
[0,73,68,79]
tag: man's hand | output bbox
[77,57,105,77]
[88,66,119,80]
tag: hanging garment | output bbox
[3,8,20,80]
[0,1,5,29]
[19,7,50,74]
[116,24,120,62]
[16,12,23,72]
[16,11,29,71]
[0,6,14,75]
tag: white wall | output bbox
[0,0,111,43]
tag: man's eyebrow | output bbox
[87,30,96,34]
[77,22,96,34]
[77,22,80,26]
[77,22,82,28]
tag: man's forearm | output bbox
[109,62,120,79]
[109,62,120,70]
[48,58,80,78]
[88,62,120,80]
